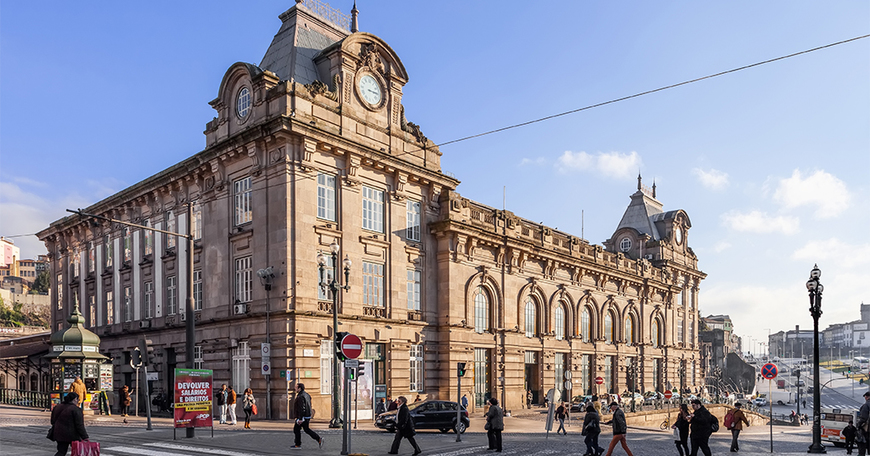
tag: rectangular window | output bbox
[406,200,421,241]
[473,348,490,408]
[144,282,153,319]
[235,257,252,303]
[124,228,132,262]
[104,235,113,269]
[678,318,684,344]
[193,202,203,241]
[317,253,334,301]
[123,286,132,322]
[232,341,250,392]
[193,269,202,311]
[581,354,591,395]
[653,358,662,391]
[317,173,336,221]
[143,221,153,257]
[57,274,63,310]
[234,177,253,225]
[406,269,421,310]
[88,243,95,274]
[410,344,424,392]
[73,250,81,277]
[166,211,176,249]
[166,275,177,315]
[604,356,613,394]
[194,345,203,370]
[105,290,114,325]
[88,295,96,328]
[362,261,384,307]
[321,340,334,394]
[362,186,384,233]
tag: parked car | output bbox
[753,397,768,406]
[375,400,469,434]
[643,392,663,405]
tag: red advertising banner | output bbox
[174,368,213,428]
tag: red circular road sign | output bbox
[664,390,673,399]
[340,333,363,359]
[595,376,604,385]
[761,363,778,380]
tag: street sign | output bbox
[564,380,573,390]
[261,342,271,375]
[595,376,604,385]
[146,372,158,381]
[664,390,673,399]
[761,363,778,380]
[564,371,573,380]
[345,359,359,368]
[340,334,363,359]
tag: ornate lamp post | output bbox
[317,242,351,429]
[807,264,826,454]
[626,359,639,412]
[678,362,686,403]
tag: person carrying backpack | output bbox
[690,399,716,456]
[727,402,750,452]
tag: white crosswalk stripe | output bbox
[106,443,263,456]
[144,442,261,456]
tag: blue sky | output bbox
[1,1,868,351]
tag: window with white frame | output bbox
[317,173,336,221]
[88,295,96,327]
[677,318,684,344]
[235,256,252,303]
[166,275,177,315]
[88,242,95,274]
[234,177,253,225]
[362,261,384,307]
[406,200,421,241]
[144,281,153,319]
[104,235,113,268]
[317,253,334,301]
[407,269,421,310]
[321,340,334,394]
[554,305,565,341]
[193,269,202,311]
[232,341,250,392]
[362,186,384,233]
[410,344,424,392]
[57,274,63,310]
[624,316,634,345]
[524,298,537,338]
[652,318,661,347]
[166,211,176,249]
[73,250,81,277]
[604,312,614,344]
[143,221,153,256]
[194,345,203,370]
[192,202,202,241]
[474,287,489,333]
[105,290,114,325]
[124,227,132,262]
[123,286,132,322]
[581,308,591,342]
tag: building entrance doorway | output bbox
[524,351,540,405]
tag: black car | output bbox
[375,400,470,434]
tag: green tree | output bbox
[0,296,26,327]
[30,270,50,294]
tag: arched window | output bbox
[652,318,661,348]
[625,316,634,346]
[0,373,5,389]
[555,305,565,341]
[581,308,591,342]
[30,373,39,391]
[474,287,489,333]
[524,298,537,338]
[604,313,614,344]
[18,374,26,389]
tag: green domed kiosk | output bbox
[45,305,110,411]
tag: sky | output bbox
[1,1,868,353]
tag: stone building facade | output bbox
[37,1,704,418]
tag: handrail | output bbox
[0,388,51,409]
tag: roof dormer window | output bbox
[236,87,251,119]
[620,237,632,252]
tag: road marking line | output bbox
[429,446,488,456]
[105,446,193,456]
[143,442,261,456]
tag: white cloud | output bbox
[721,210,800,235]
[519,157,548,166]
[713,241,732,253]
[692,168,729,190]
[792,238,870,269]
[556,150,641,180]
[773,169,851,218]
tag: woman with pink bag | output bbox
[49,392,90,456]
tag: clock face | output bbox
[675,227,683,244]
[358,74,382,105]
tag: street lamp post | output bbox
[318,242,351,429]
[257,266,275,420]
[627,359,638,412]
[807,264,826,454]
[678,362,686,403]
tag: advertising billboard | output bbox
[173,368,213,428]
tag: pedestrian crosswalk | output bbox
[99,443,262,456]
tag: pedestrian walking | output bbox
[375,398,387,416]
[582,404,604,456]
[461,394,469,410]
[527,389,533,408]
[555,402,568,435]
[485,397,504,452]
[292,383,323,449]
[388,396,421,455]
[68,377,87,410]
[603,401,634,456]
[242,388,255,429]
[50,392,89,456]
[119,385,132,421]
[728,402,750,452]
[689,399,716,456]
[673,403,691,456]
[844,419,858,454]
[857,391,870,456]
[216,384,228,424]
[227,386,238,425]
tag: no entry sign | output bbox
[340,333,363,359]
[761,363,778,380]
[595,376,604,385]
[664,390,673,400]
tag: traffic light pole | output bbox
[456,362,464,443]
[144,365,153,431]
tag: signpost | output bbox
[173,368,214,440]
[664,390,673,422]
[761,363,778,453]
[545,388,556,438]
[338,334,363,456]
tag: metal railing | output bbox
[0,388,51,409]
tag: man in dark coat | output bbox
[844,419,858,454]
[50,392,89,456]
[485,397,504,452]
[603,402,634,456]
[690,399,716,456]
[857,391,870,456]
[389,396,421,455]
[291,383,323,449]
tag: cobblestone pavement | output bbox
[0,404,839,456]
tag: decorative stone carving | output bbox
[400,105,427,144]
[359,43,385,75]
[304,74,341,101]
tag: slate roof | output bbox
[259,7,344,85]
[614,190,665,240]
